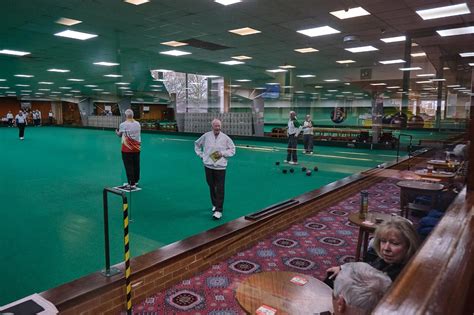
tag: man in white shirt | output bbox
[48,110,54,125]
[6,111,14,127]
[194,119,236,220]
[303,115,314,154]
[15,110,27,140]
[115,109,141,189]
[285,111,302,164]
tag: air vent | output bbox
[182,38,231,51]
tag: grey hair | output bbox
[334,262,392,312]
[211,118,221,125]
[125,109,134,118]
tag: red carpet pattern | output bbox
[131,177,403,314]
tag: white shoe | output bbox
[283,160,289,163]
[212,206,216,212]
[289,161,298,165]
[213,211,222,220]
[123,182,129,186]
[20,137,24,140]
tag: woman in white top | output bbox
[15,111,27,140]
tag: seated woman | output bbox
[326,216,420,284]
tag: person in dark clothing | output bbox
[326,217,420,285]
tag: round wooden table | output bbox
[396,180,444,212]
[235,271,333,315]
[348,212,395,261]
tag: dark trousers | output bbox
[303,134,314,153]
[122,152,140,185]
[286,134,298,162]
[18,123,25,138]
[204,167,226,212]
[8,119,13,127]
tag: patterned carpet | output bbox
[132,177,405,314]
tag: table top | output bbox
[348,212,396,230]
[235,271,333,315]
[414,169,456,179]
[396,180,444,191]
[427,160,460,167]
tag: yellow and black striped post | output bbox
[122,197,132,315]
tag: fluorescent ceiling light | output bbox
[370,83,387,86]
[314,86,323,88]
[380,36,406,43]
[48,69,70,73]
[324,79,340,82]
[336,60,356,64]
[71,90,81,92]
[469,63,474,66]
[118,87,130,89]
[124,0,149,5]
[85,85,98,87]
[416,73,435,77]
[0,79,5,81]
[0,49,30,56]
[39,82,54,85]
[283,86,294,89]
[379,59,405,64]
[416,3,470,20]
[399,67,422,71]
[115,82,130,85]
[150,85,161,88]
[437,26,474,37]
[101,92,110,94]
[0,87,9,89]
[342,91,352,94]
[92,89,104,91]
[453,87,465,90]
[236,79,251,82]
[294,47,318,53]
[460,52,474,57]
[219,60,245,65]
[447,85,460,88]
[386,86,399,89]
[344,83,351,86]
[16,84,29,87]
[295,91,305,93]
[203,75,219,78]
[411,52,426,57]
[54,30,98,40]
[153,69,173,72]
[59,87,72,89]
[430,79,446,82]
[67,78,84,82]
[161,41,188,47]
[266,83,280,85]
[266,69,287,73]
[232,55,252,60]
[215,0,241,5]
[416,81,432,84]
[104,74,122,77]
[279,65,296,69]
[328,89,338,92]
[297,74,316,78]
[94,62,119,66]
[159,50,191,56]
[297,26,340,37]
[330,7,370,19]
[229,84,241,87]
[14,74,34,78]
[56,17,82,26]
[345,46,378,53]
[228,27,261,36]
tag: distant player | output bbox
[15,110,27,140]
[285,111,302,164]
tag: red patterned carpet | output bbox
[131,177,405,314]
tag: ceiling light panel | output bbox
[228,27,261,36]
[345,46,378,53]
[215,0,241,5]
[399,67,422,71]
[161,41,188,47]
[411,52,426,57]
[94,62,119,66]
[54,30,98,40]
[48,69,70,73]
[294,47,319,53]
[336,60,356,64]
[379,59,405,64]
[124,0,150,5]
[437,26,474,37]
[56,17,82,26]
[0,49,30,56]
[232,55,252,60]
[297,74,315,78]
[460,52,474,57]
[159,50,191,56]
[297,26,340,37]
[219,60,244,65]
[266,69,287,73]
[330,7,370,19]
[416,3,470,20]
[380,36,406,43]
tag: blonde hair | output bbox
[373,217,420,264]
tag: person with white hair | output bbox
[302,114,314,154]
[285,111,302,164]
[194,119,236,220]
[333,262,392,315]
[115,109,141,189]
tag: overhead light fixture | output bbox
[447,85,461,88]
[314,86,323,88]
[219,60,245,65]
[345,46,378,53]
[67,78,84,82]
[104,74,123,77]
[56,17,82,26]
[54,30,98,40]
[411,52,426,57]
[215,0,241,5]
[236,79,251,82]
[399,67,422,71]
[94,62,119,66]
[228,27,261,36]
[279,65,296,69]
[39,82,54,85]
[416,3,470,20]
[266,69,287,73]
[229,84,241,87]
[92,88,104,91]
[416,73,435,77]
[152,69,173,72]
[16,84,30,87]
[336,60,356,64]
[115,82,130,85]
[329,7,370,19]
[159,50,191,56]
[48,69,70,73]
[85,85,98,87]
[370,83,387,86]
[0,49,31,56]
[324,79,340,82]
[124,0,150,5]
[14,74,34,78]
[327,89,338,92]
[0,86,9,89]
[0,79,5,81]
[344,82,351,86]
[469,63,474,66]
[59,87,72,89]
[118,87,130,89]
[161,41,188,47]
[437,26,474,37]
[297,26,340,37]
[203,75,219,78]
[460,52,474,57]
[453,87,465,90]
[266,82,280,85]
[380,36,406,43]
[430,78,446,82]
[294,47,319,53]
[232,55,252,60]
[379,59,405,64]
[283,86,294,89]
[416,80,432,84]
[387,86,400,89]
[297,74,316,78]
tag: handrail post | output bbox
[101,188,122,277]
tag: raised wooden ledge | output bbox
[374,188,474,315]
